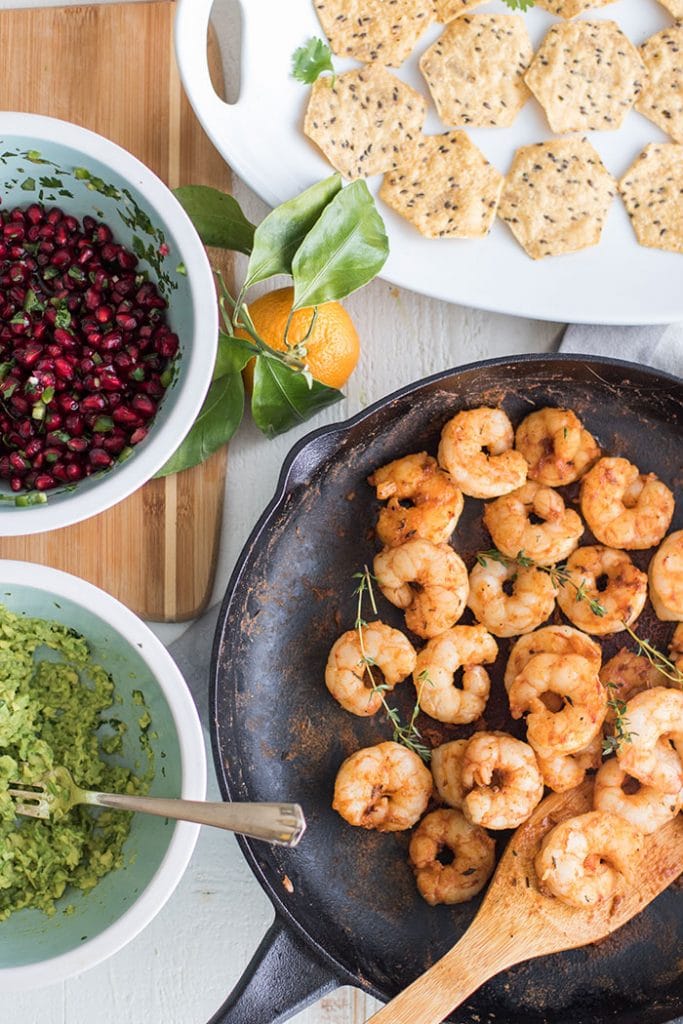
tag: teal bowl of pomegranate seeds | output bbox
[0,112,217,535]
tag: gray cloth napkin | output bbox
[168,322,682,719]
[560,322,682,378]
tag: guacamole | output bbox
[0,604,153,920]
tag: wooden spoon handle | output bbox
[367,913,525,1024]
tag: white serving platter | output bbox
[176,0,681,324]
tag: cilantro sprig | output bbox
[291,37,335,85]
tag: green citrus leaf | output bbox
[245,174,342,287]
[213,333,256,379]
[291,180,388,309]
[173,185,255,254]
[251,354,342,438]
[155,372,244,476]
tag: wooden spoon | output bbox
[367,781,683,1024]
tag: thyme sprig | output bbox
[476,548,606,618]
[602,683,636,756]
[621,622,683,688]
[352,567,431,762]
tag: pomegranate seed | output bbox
[9,452,29,473]
[116,314,137,331]
[14,343,43,368]
[100,331,123,352]
[54,358,75,380]
[100,372,123,391]
[35,473,56,491]
[3,223,25,242]
[113,405,141,428]
[89,448,113,469]
[131,394,156,419]
[67,436,88,453]
[25,439,42,459]
[65,414,85,436]
[26,205,43,226]
[81,394,108,413]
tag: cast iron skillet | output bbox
[209,354,683,1024]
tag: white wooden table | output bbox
[2,1,561,1021]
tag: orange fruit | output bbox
[238,287,360,392]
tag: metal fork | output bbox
[8,766,306,847]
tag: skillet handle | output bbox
[208,917,338,1024]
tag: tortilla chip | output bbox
[304,66,428,180]
[525,21,647,134]
[380,131,504,238]
[420,16,533,128]
[498,137,616,259]
[657,0,683,17]
[534,0,615,19]
[314,0,436,67]
[620,143,683,254]
[637,26,683,144]
[435,0,485,21]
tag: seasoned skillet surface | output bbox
[212,356,683,1024]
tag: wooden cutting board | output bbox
[0,0,231,622]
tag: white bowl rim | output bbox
[0,560,207,992]
[0,112,218,536]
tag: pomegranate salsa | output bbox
[0,203,179,496]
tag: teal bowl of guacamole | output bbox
[0,561,206,992]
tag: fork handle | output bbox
[89,793,305,847]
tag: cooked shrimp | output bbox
[556,545,648,636]
[409,808,495,906]
[414,624,498,724]
[580,457,674,551]
[368,452,464,548]
[461,731,544,829]
[670,624,683,674]
[483,482,584,566]
[508,652,607,756]
[515,407,600,487]
[594,758,682,835]
[600,648,661,725]
[431,739,468,808]
[437,407,528,499]
[504,625,602,693]
[535,736,602,793]
[467,557,556,638]
[325,622,416,717]
[332,741,433,831]
[373,538,468,639]
[534,810,641,908]
[649,531,683,622]
[616,687,683,794]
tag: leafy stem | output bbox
[621,623,683,688]
[215,274,308,373]
[476,549,606,617]
[352,567,431,762]
[602,683,636,756]
[163,176,387,472]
